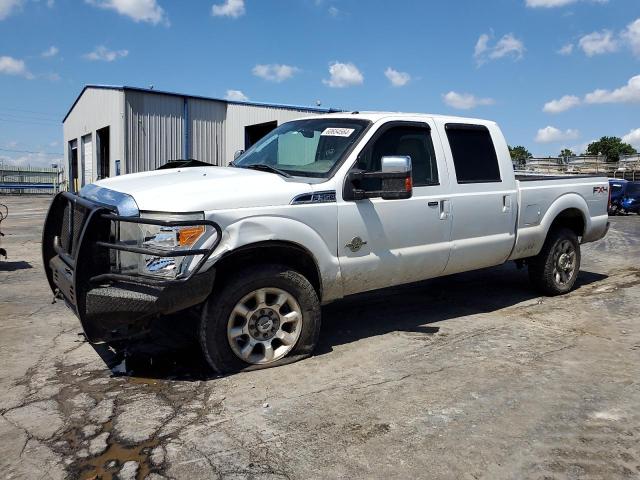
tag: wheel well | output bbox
[550,208,585,238]
[213,241,322,298]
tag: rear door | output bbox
[434,121,517,274]
[337,120,452,295]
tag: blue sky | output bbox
[0,0,638,167]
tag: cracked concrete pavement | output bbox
[0,195,639,479]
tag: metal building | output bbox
[63,85,331,192]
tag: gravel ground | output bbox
[0,195,639,480]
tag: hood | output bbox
[89,166,317,212]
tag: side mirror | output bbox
[380,156,412,200]
[345,155,413,201]
[234,149,245,160]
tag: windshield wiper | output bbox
[241,164,292,178]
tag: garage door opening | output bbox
[97,126,110,179]
[68,139,79,193]
[245,121,277,150]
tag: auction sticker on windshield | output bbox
[321,127,355,137]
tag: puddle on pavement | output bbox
[64,420,160,480]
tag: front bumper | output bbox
[42,191,221,342]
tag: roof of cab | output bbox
[296,111,496,125]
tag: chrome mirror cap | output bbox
[381,155,412,174]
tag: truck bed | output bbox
[509,174,609,261]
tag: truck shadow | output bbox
[316,264,605,354]
[95,264,607,381]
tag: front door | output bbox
[337,121,452,296]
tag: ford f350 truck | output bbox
[43,113,610,373]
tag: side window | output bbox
[445,124,501,183]
[357,125,439,186]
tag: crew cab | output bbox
[42,113,610,373]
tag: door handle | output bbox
[439,200,450,220]
[502,195,512,213]
[427,201,439,207]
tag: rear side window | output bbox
[445,124,501,183]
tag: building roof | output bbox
[63,84,337,123]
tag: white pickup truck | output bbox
[43,112,610,373]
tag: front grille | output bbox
[59,202,88,255]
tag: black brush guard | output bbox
[42,191,221,342]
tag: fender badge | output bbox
[346,236,367,252]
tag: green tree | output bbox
[559,148,575,158]
[508,145,532,160]
[586,136,637,162]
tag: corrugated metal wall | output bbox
[63,88,124,181]
[125,91,184,173]
[65,88,327,177]
[188,98,226,165]
[224,104,315,166]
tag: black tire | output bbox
[199,264,321,374]
[528,227,581,296]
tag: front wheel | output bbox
[528,227,581,296]
[199,264,321,374]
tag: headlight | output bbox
[114,212,217,279]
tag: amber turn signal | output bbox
[178,225,205,246]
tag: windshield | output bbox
[234,118,370,177]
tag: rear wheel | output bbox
[528,227,580,296]
[200,264,321,374]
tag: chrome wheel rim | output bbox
[553,239,576,286]
[227,288,303,365]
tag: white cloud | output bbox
[474,32,525,65]
[543,94,581,113]
[442,91,495,110]
[578,30,618,56]
[252,64,299,83]
[557,43,574,55]
[225,89,248,101]
[535,126,580,143]
[323,62,364,88]
[86,0,168,25]
[584,75,640,104]
[0,55,33,78]
[525,0,608,7]
[622,18,640,57]
[526,0,575,6]
[211,0,244,18]
[491,34,525,59]
[328,6,339,17]
[474,33,489,58]
[83,45,129,62]
[384,67,411,87]
[0,0,23,20]
[41,45,59,57]
[622,128,640,149]
[45,72,60,81]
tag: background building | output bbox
[63,85,331,192]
